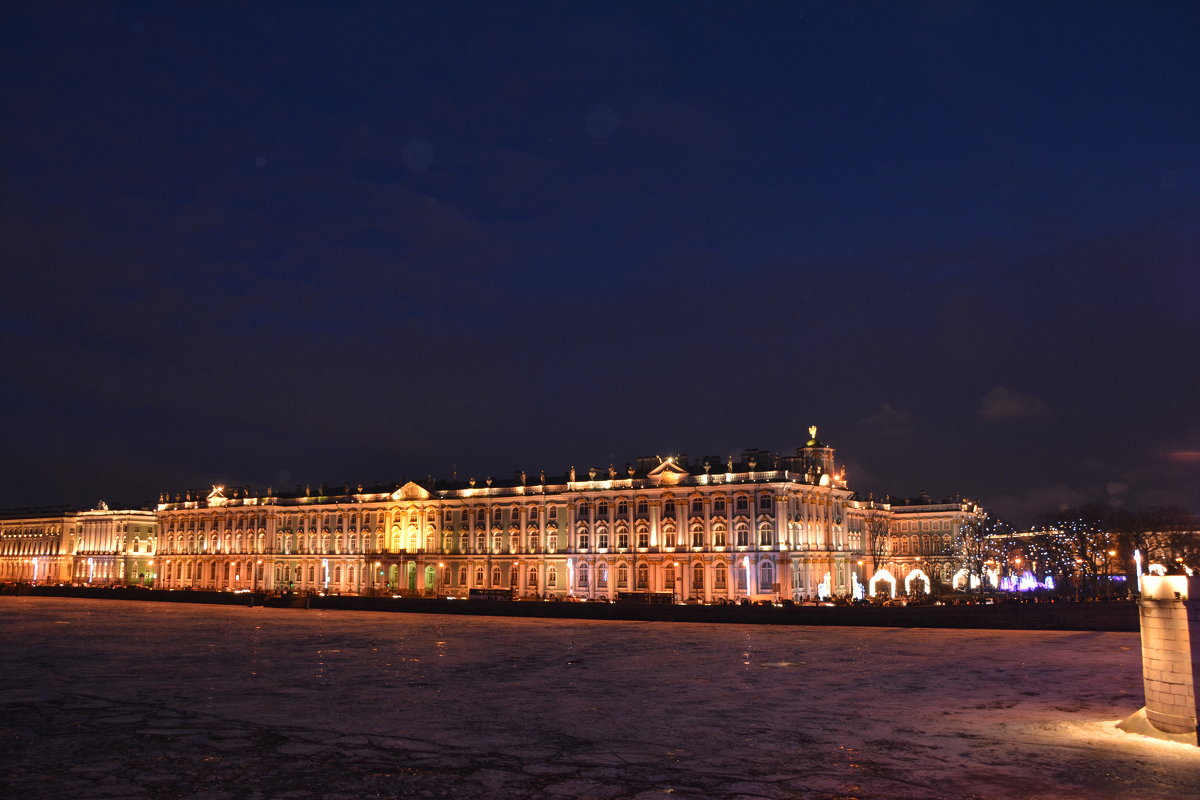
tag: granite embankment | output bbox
[9,584,1139,631]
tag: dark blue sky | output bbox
[2,2,1197,524]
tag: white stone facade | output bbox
[154,434,884,601]
[0,505,158,586]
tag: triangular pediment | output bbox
[391,481,431,501]
[646,459,690,485]
[207,485,228,507]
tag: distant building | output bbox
[853,493,986,597]
[152,428,982,602]
[0,503,158,586]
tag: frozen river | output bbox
[1,597,1197,799]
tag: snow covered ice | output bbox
[1,597,1197,799]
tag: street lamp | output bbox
[672,561,681,604]
[437,562,445,598]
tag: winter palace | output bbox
[0,428,984,602]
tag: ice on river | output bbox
[1,597,1197,799]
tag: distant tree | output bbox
[954,513,1009,594]
[862,503,892,572]
[1040,505,1199,590]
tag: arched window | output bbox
[577,564,589,588]
[662,524,677,548]
[636,564,648,589]
[617,564,629,588]
[690,523,703,548]
[596,526,609,549]
[735,522,749,547]
[528,566,538,587]
[691,563,704,591]
[547,566,557,587]
[458,566,467,587]
[712,524,727,548]
[474,565,484,586]
[714,564,727,589]
[758,522,774,546]
[760,560,775,590]
[597,563,609,588]
[616,526,629,549]
[577,530,590,550]
[491,566,502,586]
[635,525,649,549]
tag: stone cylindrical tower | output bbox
[1118,574,1200,746]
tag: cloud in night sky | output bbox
[978,387,1050,422]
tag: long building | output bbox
[1,428,987,602]
[150,428,980,602]
[0,503,158,586]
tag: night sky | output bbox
[2,2,1197,524]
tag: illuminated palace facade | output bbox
[150,429,983,602]
[0,504,158,586]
